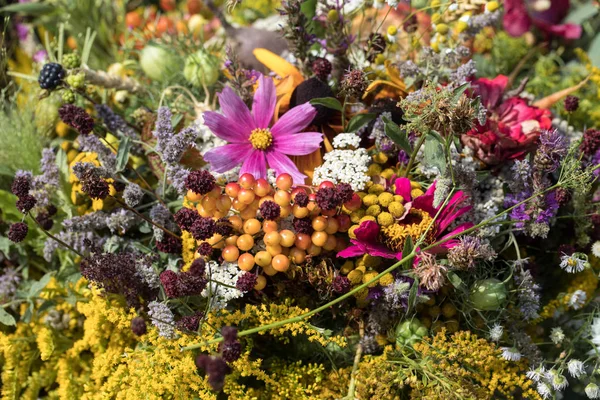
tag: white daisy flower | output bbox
[567,359,585,379]
[500,347,521,362]
[550,327,565,345]
[569,289,587,310]
[586,383,600,399]
[560,253,587,273]
[536,382,552,399]
[526,366,546,383]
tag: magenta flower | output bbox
[202,75,323,185]
[503,0,581,39]
[338,178,473,260]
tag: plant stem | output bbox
[29,214,84,258]
[345,321,365,400]
[404,134,427,177]
[113,197,180,240]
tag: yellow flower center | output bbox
[249,128,273,150]
[380,209,437,252]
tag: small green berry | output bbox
[61,89,75,104]
[65,73,85,89]
[62,52,81,69]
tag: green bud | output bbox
[470,278,507,311]
[395,319,428,348]
[61,89,75,104]
[139,45,182,82]
[62,52,81,69]
[183,50,220,87]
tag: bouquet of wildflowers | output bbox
[1,0,600,398]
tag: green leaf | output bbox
[0,237,11,257]
[565,3,598,24]
[590,33,600,68]
[55,148,70,180]
[115,136,132,172]
[0,308,16,326]
[451,82,470,104]
[28,272,53,299]
[310,97,343,112]
[382,116,411,154]
[0,3,55,14]
[0,190,21,221]
[406,277,419,314]
[422,139,447,175]
[346,113,376,133]
[401,236,415,270]
[447,271,466,292]
[427,130,445,144]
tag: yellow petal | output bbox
[253,48,304,86]
[364,80,405,97]
[384,60,406,90]
[275,75,295,97]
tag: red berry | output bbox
[318,181,335,189]
[239,173,256,189]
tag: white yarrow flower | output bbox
[550,327,565,345]
[567,359,585,379]
[489,323,503,342]
[202,261,244,310]
[332,133,361,149]
[500,347,521,361]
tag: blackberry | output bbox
[38,63,66,90]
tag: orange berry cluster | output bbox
[185,173,354,290]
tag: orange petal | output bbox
[275,75,295,97]
[385,60,406,90]
[533,76,590,109]
[253,48,304,86]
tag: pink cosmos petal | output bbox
[273,132,323,156]
[355,221,380,243]
[203,143,252,173]
[217,87,255,133]
[438,223,474,245]
[240,150,267,180]
[438,206,472,233]
[394,177,412,201]
[337,244,367,258]
[270,103,318,138]
[252,75,277,129]
[474,75,509,109]
[265,151,307,185]
[541,22,582,39]
[368,246,397,259]
[412,194,436,217]
[203,111,251,143]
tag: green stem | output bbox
[29,214,84,258]
[404,134,427,177]
[113,197,180,240]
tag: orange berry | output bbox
[263,220,278,233]
[208,185,221,199]
[126,12,143,29]
[201,195,216,212]
[266,244,282,256]
[325,217,340,234]
[239,173,255,189]
[213,210,225,219]
[263,263,278,276]
[216,195,232,213]
[208,234,225,249]
[196,204,206,218]
[290,247,306,264]
[250,197,261,209]
[254,251,272,267]
[222,245,239,262]
[321,208,337,217]
[323,235,338,251]
[243,218,261,235]
[237,234,254,251]
[238,253,255,271]
[280,205,291,218]
[274,190,291,206]
[312,216,328,232]
[279,230,296,247]
[311,231,328,247]
[225,182,240,198]
[258,195,275,206]
[308,244,322,256]
[295,233,311,250]
[229,215,243,231]
[292,204,310,218]
[225,235,239,246]
[254,178,271,197]
[272,254,290,272]
[264,231,281,246]
[187,189,202,202]
[232,198,247,211]
[238,189,256,205]
[276,173,293,191]
[239,206,258,220]
[254,275,267,290]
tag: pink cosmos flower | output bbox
[503,0,581,39]
[461,75,552,165]
[202,75,323,184]
[338,178,473,260]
